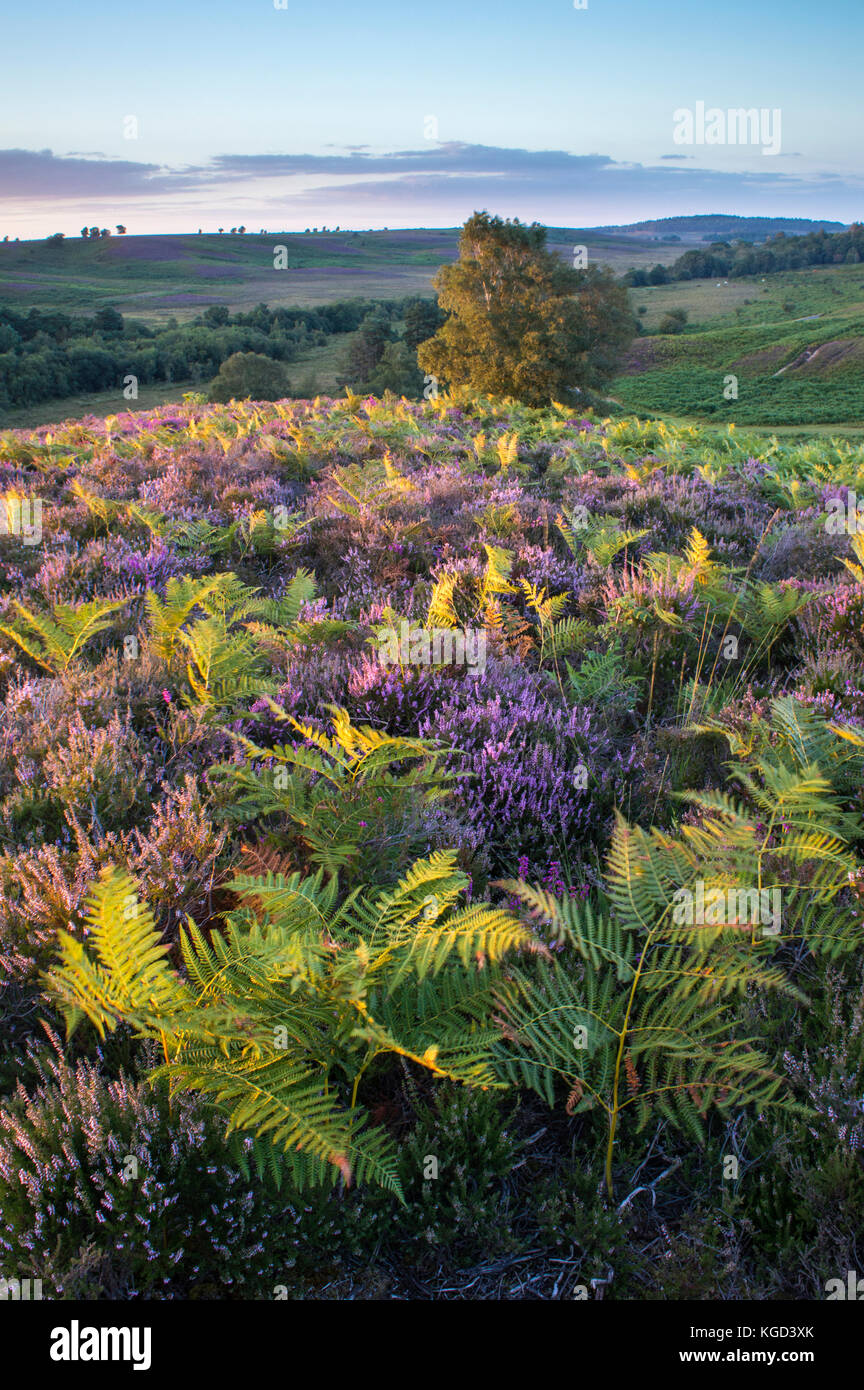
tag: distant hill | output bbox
[587,215,847,243]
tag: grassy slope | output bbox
[0,378,199,430]
[0,227,683,325]
[0,231,455,322]
[628,262,864,332]
[616,264,864,426]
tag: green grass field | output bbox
[629,262,864,331]
[0,378,198,429]
[286,333,352,396]
[616,264,864,426]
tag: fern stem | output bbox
[605,925,657,1199]
[350,1069,364,1111]
[704,510,779,695]
[645,629,660,726]
[683,611,714,725]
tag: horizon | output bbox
[2,213,852,247]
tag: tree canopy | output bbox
[418,212,634,406]
[208,351,291,403]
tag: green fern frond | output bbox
[1,595,127,673]
[43,865,184,1038]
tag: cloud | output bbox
[268,146,855,211]
[3,140,862,228]
[206,143,615,182]
[0,148,207,198]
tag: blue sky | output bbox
[2,0,862,236]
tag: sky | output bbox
[2,0,863,238]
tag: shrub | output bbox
[0,1034,299,1298]
[208,352,291,404]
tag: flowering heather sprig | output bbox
[419,657,638,872]
[106,538,210,590]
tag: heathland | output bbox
[1,395,863,1298]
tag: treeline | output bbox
[624,223,864,287]
[0,297,423,410]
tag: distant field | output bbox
[0,227,684,325]
[629,263,864,331]
[287,333,351,395]
[4,224,864,431]
[0,231,455,323]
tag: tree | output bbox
[80,227,89,239]
[93,307,124,334]
[99,228,111,239]
[403,297,446,352]
[658,309,687,335]
[340,309,393,385]
[418,212,634,406]
[65,345,118,392]
[208,351,291,403]
[202,305,230,328]
[115,225,127,235]
[89,227,99,238]
[46,233,65,246]
[358,341,424,397]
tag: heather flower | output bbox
[419,656,637,873]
